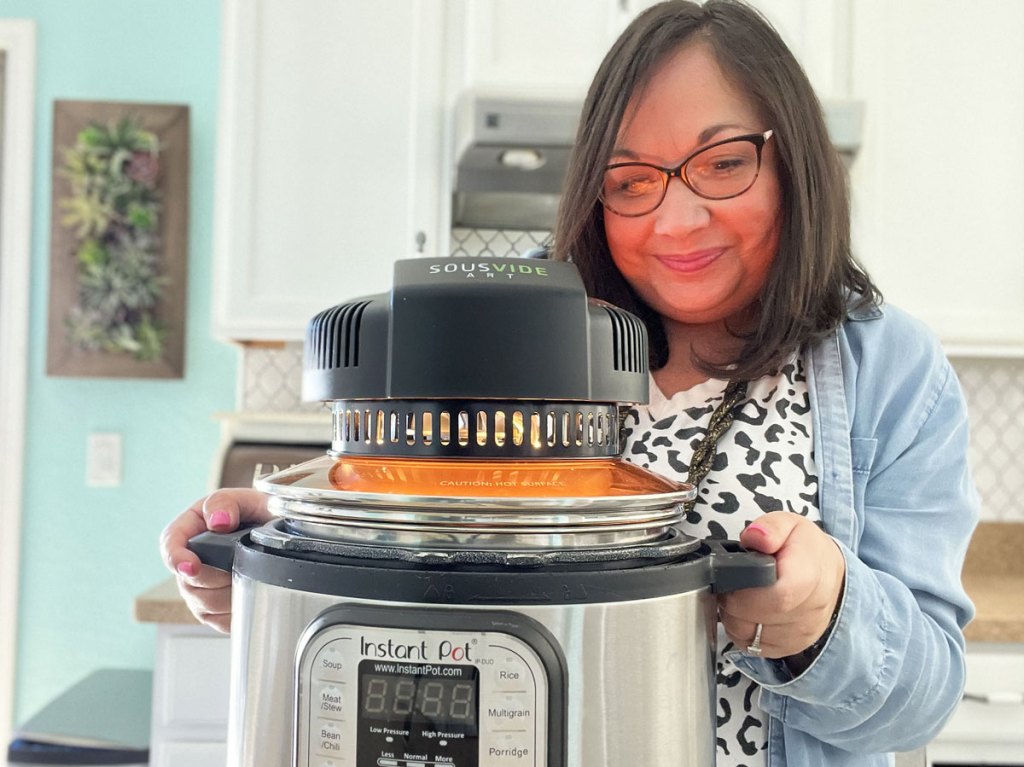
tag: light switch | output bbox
[87,432,122,487]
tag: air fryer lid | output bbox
[258,256,690,550]
[302,256,648,403]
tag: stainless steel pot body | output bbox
[224,545,719,767]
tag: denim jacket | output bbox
[727,300,979,766]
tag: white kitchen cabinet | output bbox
[928,645,1024,765]
[754,0,857,97]
[148,624,231,766]
[448,0,629,97]
[448,0,853,100]
[849,1,1024,355]
[212,0,447,341]
[151,741,228,767]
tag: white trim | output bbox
[0,18,36,749]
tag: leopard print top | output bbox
[621,355,820,766]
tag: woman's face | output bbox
[603,43,782,330]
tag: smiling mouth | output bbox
[655,249,724,274]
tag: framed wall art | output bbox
[46,99,189,378]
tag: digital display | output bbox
[357,660,479,733]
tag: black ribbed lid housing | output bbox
[302,257,649,403]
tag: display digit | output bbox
[364,677,388,714]
[393,679,415,715]
[418,680,445,717]
[450,682,474,721]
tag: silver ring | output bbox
[746,622,764,657]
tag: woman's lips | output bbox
[654,248,724,274]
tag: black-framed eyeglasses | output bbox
[600,129,774,217]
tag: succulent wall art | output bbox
[47,101,189,378]
[59,116,165,360]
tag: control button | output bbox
[376,760,399,766]
[314,680,346,718]
[484,700,533,726]
[315,645,348,682]
[315,720,345,757]
[490,660,532,694]
[486,740,533,762]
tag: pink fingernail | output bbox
[745,524,768,536]
[176,561,195,577]
[209,511,231,529]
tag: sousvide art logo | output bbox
[427,261,549,279]
[359,635,474,662]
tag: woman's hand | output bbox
[718,511,846,659]
[159,488,273,633]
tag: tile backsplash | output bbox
[239,343,324,415]
[238,228,1024,522]
[952,357,1024,521]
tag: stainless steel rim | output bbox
[251,518,702,558]
[260,511,694,551]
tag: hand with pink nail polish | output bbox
[159,488,273,633]
[717,511,846,660]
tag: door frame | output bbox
[0,18,36,742]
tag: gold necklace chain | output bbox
[683,379,749,514]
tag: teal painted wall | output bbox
[4,0,237,722]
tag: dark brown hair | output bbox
[553,0,880,378]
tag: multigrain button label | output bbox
[487,707,531,719]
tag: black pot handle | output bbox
[707,539,777,593]
[186,527,252,573]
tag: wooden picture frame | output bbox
[46,100,189,378]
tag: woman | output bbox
[163,1,978,764]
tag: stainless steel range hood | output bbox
[452,92,864,231]
[452,93,581,231]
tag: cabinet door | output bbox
[850,0,1024,354]
[452,0,625,96]
[152,629,230,731]
[148,626,231,767]
[453,0,852,99]
[151,741,227,767]
[748,0,853,98]
[928,647,1024,764]
[213,0,446,341]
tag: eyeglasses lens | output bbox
[601,138,762,216]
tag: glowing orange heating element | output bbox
[326,455,682,498]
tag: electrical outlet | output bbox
[87,432,122,487]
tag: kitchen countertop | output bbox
[134,577,199,625]
[134,522,1024,643]
[962,521,1024,644]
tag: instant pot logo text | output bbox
[428,262,548,279]
[360,636,473,662]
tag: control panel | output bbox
[295,606,564,767]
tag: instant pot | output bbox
[190,256,775,767]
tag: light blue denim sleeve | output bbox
[727,307,978,753]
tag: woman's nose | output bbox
[653,177,711,234]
